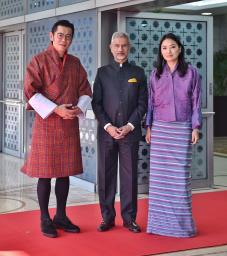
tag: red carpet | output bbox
[1,190,227,256]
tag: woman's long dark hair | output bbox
[155,33,188,79]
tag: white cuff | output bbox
[104,123,112,131]
[127,122,135,131]
[76,95,92,119]
[28,93,57,119]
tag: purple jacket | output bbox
[146,64,202,129]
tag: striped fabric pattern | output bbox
[147,120,196,238]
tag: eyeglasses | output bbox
[56,32,72,41]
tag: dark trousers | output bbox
[97,139,139,223]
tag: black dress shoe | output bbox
[41,218,58,238]
[53,216,80,233]
[97,220,115,232]
[123,221,141,233]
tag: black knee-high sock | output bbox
[55,177,69,219]
[37,178,51,220]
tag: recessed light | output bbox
[201,12,212,15]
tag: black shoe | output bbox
[123,221,141,233]
[97,220,115,232]
[53,216,80,233]
[41,218,58,238]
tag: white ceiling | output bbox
[168,0,227,9]
[166,0,227,15]
[119,0,227,16]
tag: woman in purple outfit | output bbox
[145,33,202,238]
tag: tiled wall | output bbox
[0,0,24,20]
[59,0,89,7]
[2,33,23,157]
[0,0,91,19]
[27,0,56,14]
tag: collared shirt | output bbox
[146,64,202,129]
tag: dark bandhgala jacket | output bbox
[92,60,148,142]
[21,44,92,178]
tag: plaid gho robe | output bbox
[21,44,92,178]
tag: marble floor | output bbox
[0,153,227,256]
[214,136,227,156]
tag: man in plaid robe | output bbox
[21,20,92,238]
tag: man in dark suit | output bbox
[92,32,147,233]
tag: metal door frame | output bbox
[2,30,25,157]
[118,11,214,189]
